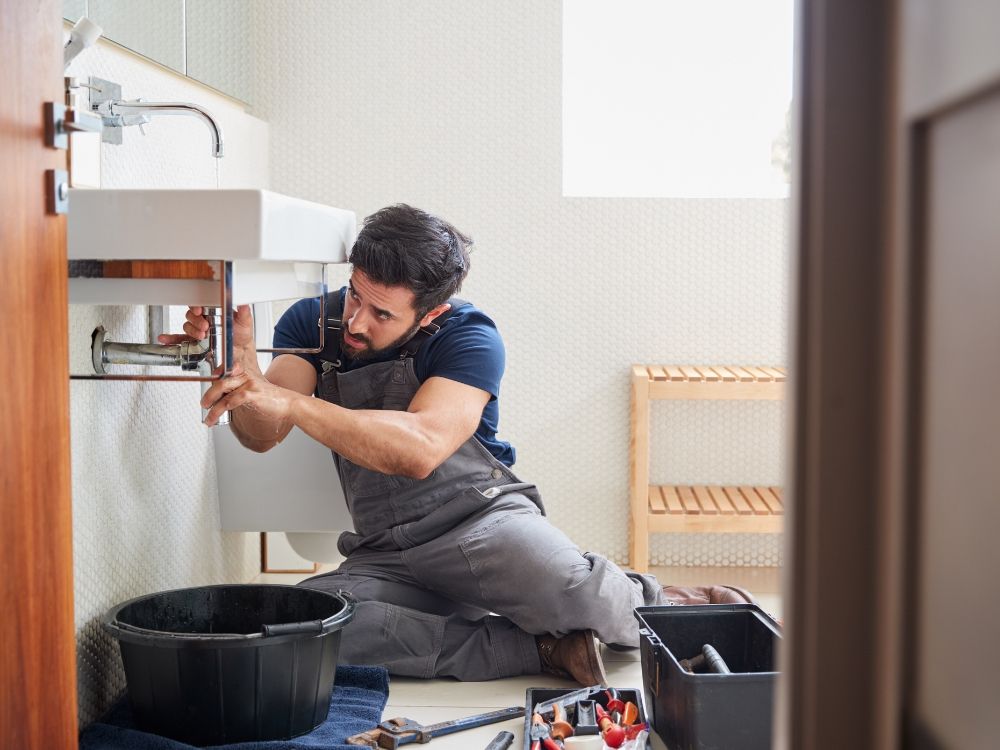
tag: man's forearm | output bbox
[231,393,446,475]
[287,395,441,478]
[212,364,483,475]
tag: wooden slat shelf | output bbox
[646,485,784,534]
[634,364,787,401]
[629,365,787,572]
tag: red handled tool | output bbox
[595,703,625,748]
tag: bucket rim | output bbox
[102,583,356,644]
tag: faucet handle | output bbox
[95,98,144,128]
[122,113,151,128]
[114,98,151,130]
[117,99,142,124]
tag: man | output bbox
[175,204,752,684]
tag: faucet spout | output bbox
[103,100,225,157]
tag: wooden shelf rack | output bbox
[629,365,786,572]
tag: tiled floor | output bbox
[255,565,782,750]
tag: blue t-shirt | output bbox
[272,289,515,466]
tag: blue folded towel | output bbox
[79,665,390,750]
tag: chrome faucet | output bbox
[97,100,224,158]
[88,78,224,158]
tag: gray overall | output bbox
[299,295,666,679]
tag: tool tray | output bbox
[523,687,651,750]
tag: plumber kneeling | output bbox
[163,204,753,684]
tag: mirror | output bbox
[63,0,253,104]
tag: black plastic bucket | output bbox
[103,584,355,745]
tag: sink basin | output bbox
[67,189,355,305]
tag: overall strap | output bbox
[398,298,467,359]
[319,290,345,372]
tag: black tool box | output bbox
[524,687,651,750]
[634,604,782,750]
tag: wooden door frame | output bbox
[781,0,908,747]
[788,1,1000,747]
[0,1,78,747]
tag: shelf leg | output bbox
[630,367,650,573]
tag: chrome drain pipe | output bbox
[91,308,229,425]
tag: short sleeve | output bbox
[417,309,505,401]
[272,297,322,372]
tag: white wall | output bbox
[66,38,267,726]
[251,0,788,568]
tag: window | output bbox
[563,0,794,198]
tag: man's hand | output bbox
[158,305,258,371]
[200,362,304,430]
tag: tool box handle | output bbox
[638,628,663,698]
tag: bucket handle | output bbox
[261,591,357,637]
[262,619,324,637]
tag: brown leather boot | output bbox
[537,630,608,686]
[660,585,756,606]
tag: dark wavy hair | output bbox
[348,204,473,316]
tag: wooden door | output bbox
[898,3,1000,747]
[0,1,78,747]
[785,1,1000,748]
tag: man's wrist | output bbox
[286,390,306,425]
[234,344,262,374]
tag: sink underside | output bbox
[67,189,355,304]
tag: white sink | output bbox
[67,189,355,305]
